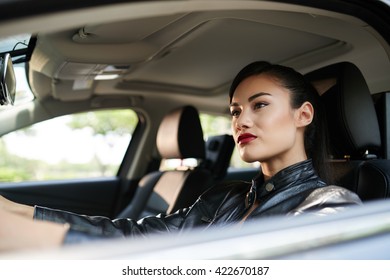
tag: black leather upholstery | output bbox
[358,160,390,200]
[203,134,235,181]
[116,105,212,219]
[306,62,390,201]
[306,62,381,158]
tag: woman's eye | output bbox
[230,109,240,117]
[254,102,267,110]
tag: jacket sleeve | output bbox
[287,185,363,216]
[33,181,242,245]
[34,205,196,244]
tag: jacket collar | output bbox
[245,159,320,208]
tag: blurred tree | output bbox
[199,113,231,139]
[0,109,137,182]
[68,110,137,136]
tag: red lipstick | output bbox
[237,133,257,145]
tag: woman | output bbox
[0,61,361,251]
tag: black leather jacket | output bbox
[33,160,362,244]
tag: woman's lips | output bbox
[237,133,257,145]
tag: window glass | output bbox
[13,63,35,105]
[0,109,137,182]
[160,112,258,170]
[200,113,258,169]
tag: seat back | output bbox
[117,105,212,219]
[306,62,390,201]
[203,134,235,182]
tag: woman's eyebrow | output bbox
[248,92,271,102]
[230,92,271,106]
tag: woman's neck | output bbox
[261,155,308,180]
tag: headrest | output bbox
[204,134,235,179]
[305,62,381,159]
[156,105,205,159]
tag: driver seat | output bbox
[306,62,390,201]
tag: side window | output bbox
[0,109,138,182]
[199,113,257,169]
[159,112,259,171]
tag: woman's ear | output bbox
[295,101,314,127]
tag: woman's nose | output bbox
[236,110,252,129]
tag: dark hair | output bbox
[229,61,332,183]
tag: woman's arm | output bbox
[34,205,194,243]
[0,209,68,252]
[0,181,233,250]
[0,195,34,218]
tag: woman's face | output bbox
[230,74,309,172]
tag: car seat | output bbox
[305,62,390,200]
[203,134,235,182]
[116,105,213,219]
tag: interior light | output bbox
[94,74,119,80]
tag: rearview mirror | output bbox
[0,53,16,105]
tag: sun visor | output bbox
[52,79,92,101]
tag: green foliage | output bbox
[0,109,136,182]
[0,109,255,183]
[0,168,31,182]
[0,139,42,181]
[199,113,231,138]
[68,110,137,136]
[0,139,119,182]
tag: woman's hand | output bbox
[0,195,35,219]
[0,209,68,252]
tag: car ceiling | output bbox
[2,1,390,114]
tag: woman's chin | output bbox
[240,155,258,164]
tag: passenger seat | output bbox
[116,105,213,219]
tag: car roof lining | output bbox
[21,2,390,103]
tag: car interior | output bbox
[306,62,390,201]
[116,105,214,219]
[0,1,390,258]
